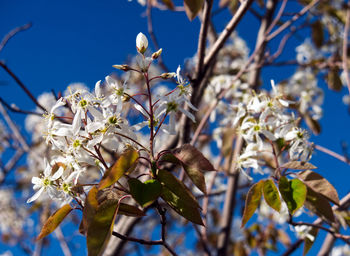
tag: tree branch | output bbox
[0,61,47,112]
[0,23,32,53]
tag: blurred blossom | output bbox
[331,244,350,256]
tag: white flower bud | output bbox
[112,64,131,71]
[136,32,148,54]
[152,48,162,59]
[160,72,176,79]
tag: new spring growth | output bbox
[112,64,131,71]
[160,72,176,79]
[136,32,148,54]
[152,48,162,60]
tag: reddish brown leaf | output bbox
[304,187,335,224]
[171,144,215,194]
[281,161,317,170]
[297,170,339,205]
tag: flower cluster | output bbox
[27,33,196,205]
[234,81,314,178]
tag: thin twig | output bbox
[0,102,30,152]
[0,23,32,53]
[266,0,320,41]
[0,61,47,112]
[282,192,350,255]
[217,136,243,255]
[0,97,43,116]
[112,231,163,245]
[289,221,350,244]
[54,227,72,256]
[196,0,214,78]
[314,144,350,164]
[203,0,254,68]
[146,0,170,73]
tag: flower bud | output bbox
[160,72,176,79]
[136,32,148,54]
[152,48,162,60]
[112,64,131,71]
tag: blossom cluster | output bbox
[26,33,196,206]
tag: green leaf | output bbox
[304,187,335,224]
[118,203,146,217]
[297,170,339,205]
[279,177,307,215]
[87,198,119,256]
[241,180,263,227]
[171,144,215,194]
[128,178,162,208]
[303,227,319,256]
[161,185,203,225]
[262,179,281,212]
[98,149,139,190]
[36,204,73,240]
[311,20,324,48]
[184,0,204,20]
[281,161,317,170]
[156,169,200,208]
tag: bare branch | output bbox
[146,0,170,73]
[217,136,243,255]
[266,0,320,41]
[0,61,47,112]
[203,0,254,68]
[0,23,32,53]
[315,144,350,165]
[196,0,214,78]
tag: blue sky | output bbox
[1,0,350,255]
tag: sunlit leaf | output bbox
[161,185,203,225]
[184,0,204,21]
[87,199,119,256]
[36,204,73,240]
[171,144,215,194]
[241,180,263,227]
[279,177,307,215]
[262,179,281,212]
[281,161,317,170]
[304,187,335,224]
[98,149,139,190]
[156,169,200,208]
[303,227,319,256]
[297,170,339,205]
[128,178,162,208]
